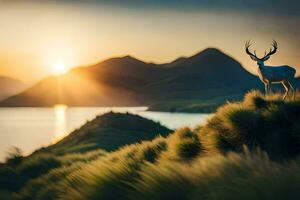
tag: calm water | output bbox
[0,106,212,161]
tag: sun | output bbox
[53,61,68,75]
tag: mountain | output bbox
[140,48,261,100]
[0,76,26,101]
[0,48,262,107]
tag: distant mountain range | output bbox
[0,48,298,108]
[0,76,26,101]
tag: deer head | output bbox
[245,40,277,66]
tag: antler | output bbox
[245,40,258,61]
[261,40,277,61]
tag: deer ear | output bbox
[262,55,270,61]
[250,55,257,61]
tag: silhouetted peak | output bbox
[193,48,226,58]
[170,57,187,64]
[95,55,147,68]
[121,55,144,63]
[122,55,135,59]
[99,55,146,66]
[185,48,236,66]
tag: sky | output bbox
[0,0,299,83]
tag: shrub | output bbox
[176,128,196,139]
[141,137,167,163]
[5,147,23,167]
[175,138,201,160]
[244,90,267,109]
[168,128,202,160]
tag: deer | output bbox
[245,40,296,99]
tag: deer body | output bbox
[245,40,296,99]
[257,64,296,83]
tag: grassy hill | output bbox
[45,112,172,154]
[1,91,300,199]
[0,48,263,108]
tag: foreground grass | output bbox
[200,91,300,159]
[1,91,300,200]
[13,145,300,200]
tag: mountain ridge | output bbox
[0,48,264,107]
[0,76,26,101]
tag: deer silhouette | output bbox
[245,40,296,99]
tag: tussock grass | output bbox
[17,153,61,181]
[199,91,300,159]
[140,137,167,163]
[0,153,63,193]
[134,152,300,200]
[13,149,107,200]
[243,90,267,109]
[15,147,300,200]
[3,92,300,199]
[167,128,202,161]
[5,147,23,167]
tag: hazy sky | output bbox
[0,0,299,83]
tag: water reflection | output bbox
[0,107,212,161]
[53,104,67,142]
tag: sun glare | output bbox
[52,104,68,143]
[53,61,68,75]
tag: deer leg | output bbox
[287,81,295,100]
[264,83,269,96]
[268,84,272,95]
[282,81,290,100]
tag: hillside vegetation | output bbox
[46,112,171,154]
[1,91,300,200]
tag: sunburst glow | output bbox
[53,61,68,75]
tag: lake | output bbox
[0,106,212,161]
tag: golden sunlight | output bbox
[52,104,68,143]
[53,61,68,75]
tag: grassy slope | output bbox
[1,91,300,200]
[45,112,171,154]
[0,112,171,199]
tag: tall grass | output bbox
[134,152,300,200]
[15,146,300,200]
[12,150,106,200]
[0,153,62,193]
[5,91,300,199]
[5,147,23,167]
[199,91,300,159]
[167,128,202,161]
